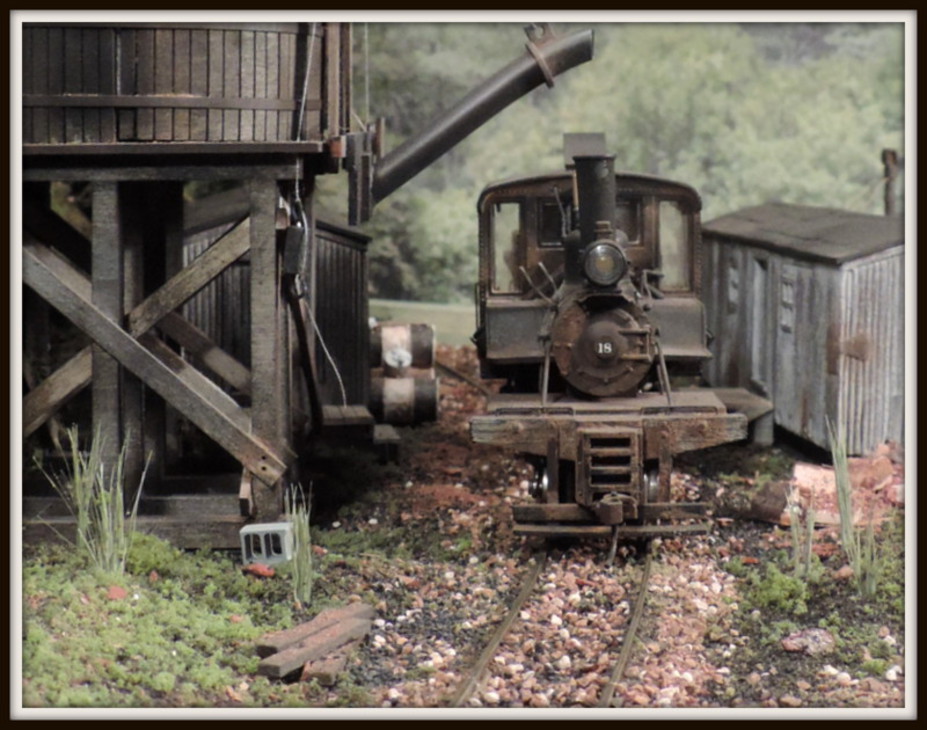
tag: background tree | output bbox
[317,22,904,303]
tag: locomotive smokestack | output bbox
[371,27,594,204]
[574,155,616,245]
[566,154,616,283]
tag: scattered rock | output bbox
[106,585,127,601]
[781,628,835,656]
[834,564,855,580]
[242,563,275,578]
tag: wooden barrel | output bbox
[370,323,435,377]
[370,376,438,425]
[22,23,323,145]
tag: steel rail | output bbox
[447,550,548,708]
[597,540,655,707]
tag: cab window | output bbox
[616,201,641,243]
[491,201,523,293]
[539,201,565,247]
[658,200,692,291]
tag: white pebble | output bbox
[373,618,386,628]
[387,688,401,701]
[404,481,413,489]
[469,556,479,565]
[555,655,572,670]
[550,615,563,627]
[885,665,903,681]
[368,517,379,525]
[444,570,455,581]
[483,690,500,704]
[332,521,341,528]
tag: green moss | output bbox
[746,562,810,616]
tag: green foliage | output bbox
[746,562,810,616]
[351,23,903,304]
[126,532,186,577]
[786,491,824,583]
[828,419,884,597]
[21,537,297,708]
[285,484,313,607]
[35,426,148,577]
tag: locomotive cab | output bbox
[471,137,747,541]
[475,161,711,392]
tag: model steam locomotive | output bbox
[471,134,747,540]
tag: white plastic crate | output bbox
[239,522,294,565]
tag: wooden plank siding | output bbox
[22,23,333,146]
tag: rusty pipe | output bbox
[371,28,594,203]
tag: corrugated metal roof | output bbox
[703,203,903,264]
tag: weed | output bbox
[786,487,821,582]
[828,420,883,597]
[36,426,148,577]
[746,562,809,616]
[285,484,313,607]
[861,659,889,678]
[724,556,748,578]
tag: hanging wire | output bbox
[294,193,348,408]
[364,23,370,128]
[290,22,348,407]
[295,22,318,143]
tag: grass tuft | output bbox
[285,483,313,608]
[827,419,883,598]
[36,426,148,577]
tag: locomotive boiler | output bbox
[471,135,748,541]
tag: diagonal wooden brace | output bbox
[23,241,288,485]
[22,221,253,435]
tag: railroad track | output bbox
[447,540,655,708]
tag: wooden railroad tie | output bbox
[256,602,374,680]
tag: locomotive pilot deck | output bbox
[471,389,747,536]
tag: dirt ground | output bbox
[304,345,908,712]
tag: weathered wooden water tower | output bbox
[20,21,594,546]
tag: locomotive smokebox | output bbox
[568,155,616,284]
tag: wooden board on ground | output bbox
[256,602,375,658]
[257,616,372,679]
[300,639,363,686]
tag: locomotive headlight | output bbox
[583,242,628,286]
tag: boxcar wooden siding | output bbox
[838,251,904,455]
[22,24,324,144]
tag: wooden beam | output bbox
[23,189,92,271]
[126,217,250,335]
[22,234,254,426]
[137,333,251,434]
[249,179,289,514]
[91,181,123,465]
[157,312,252,394]
[22,346,92,438]
[23,242,289,485]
